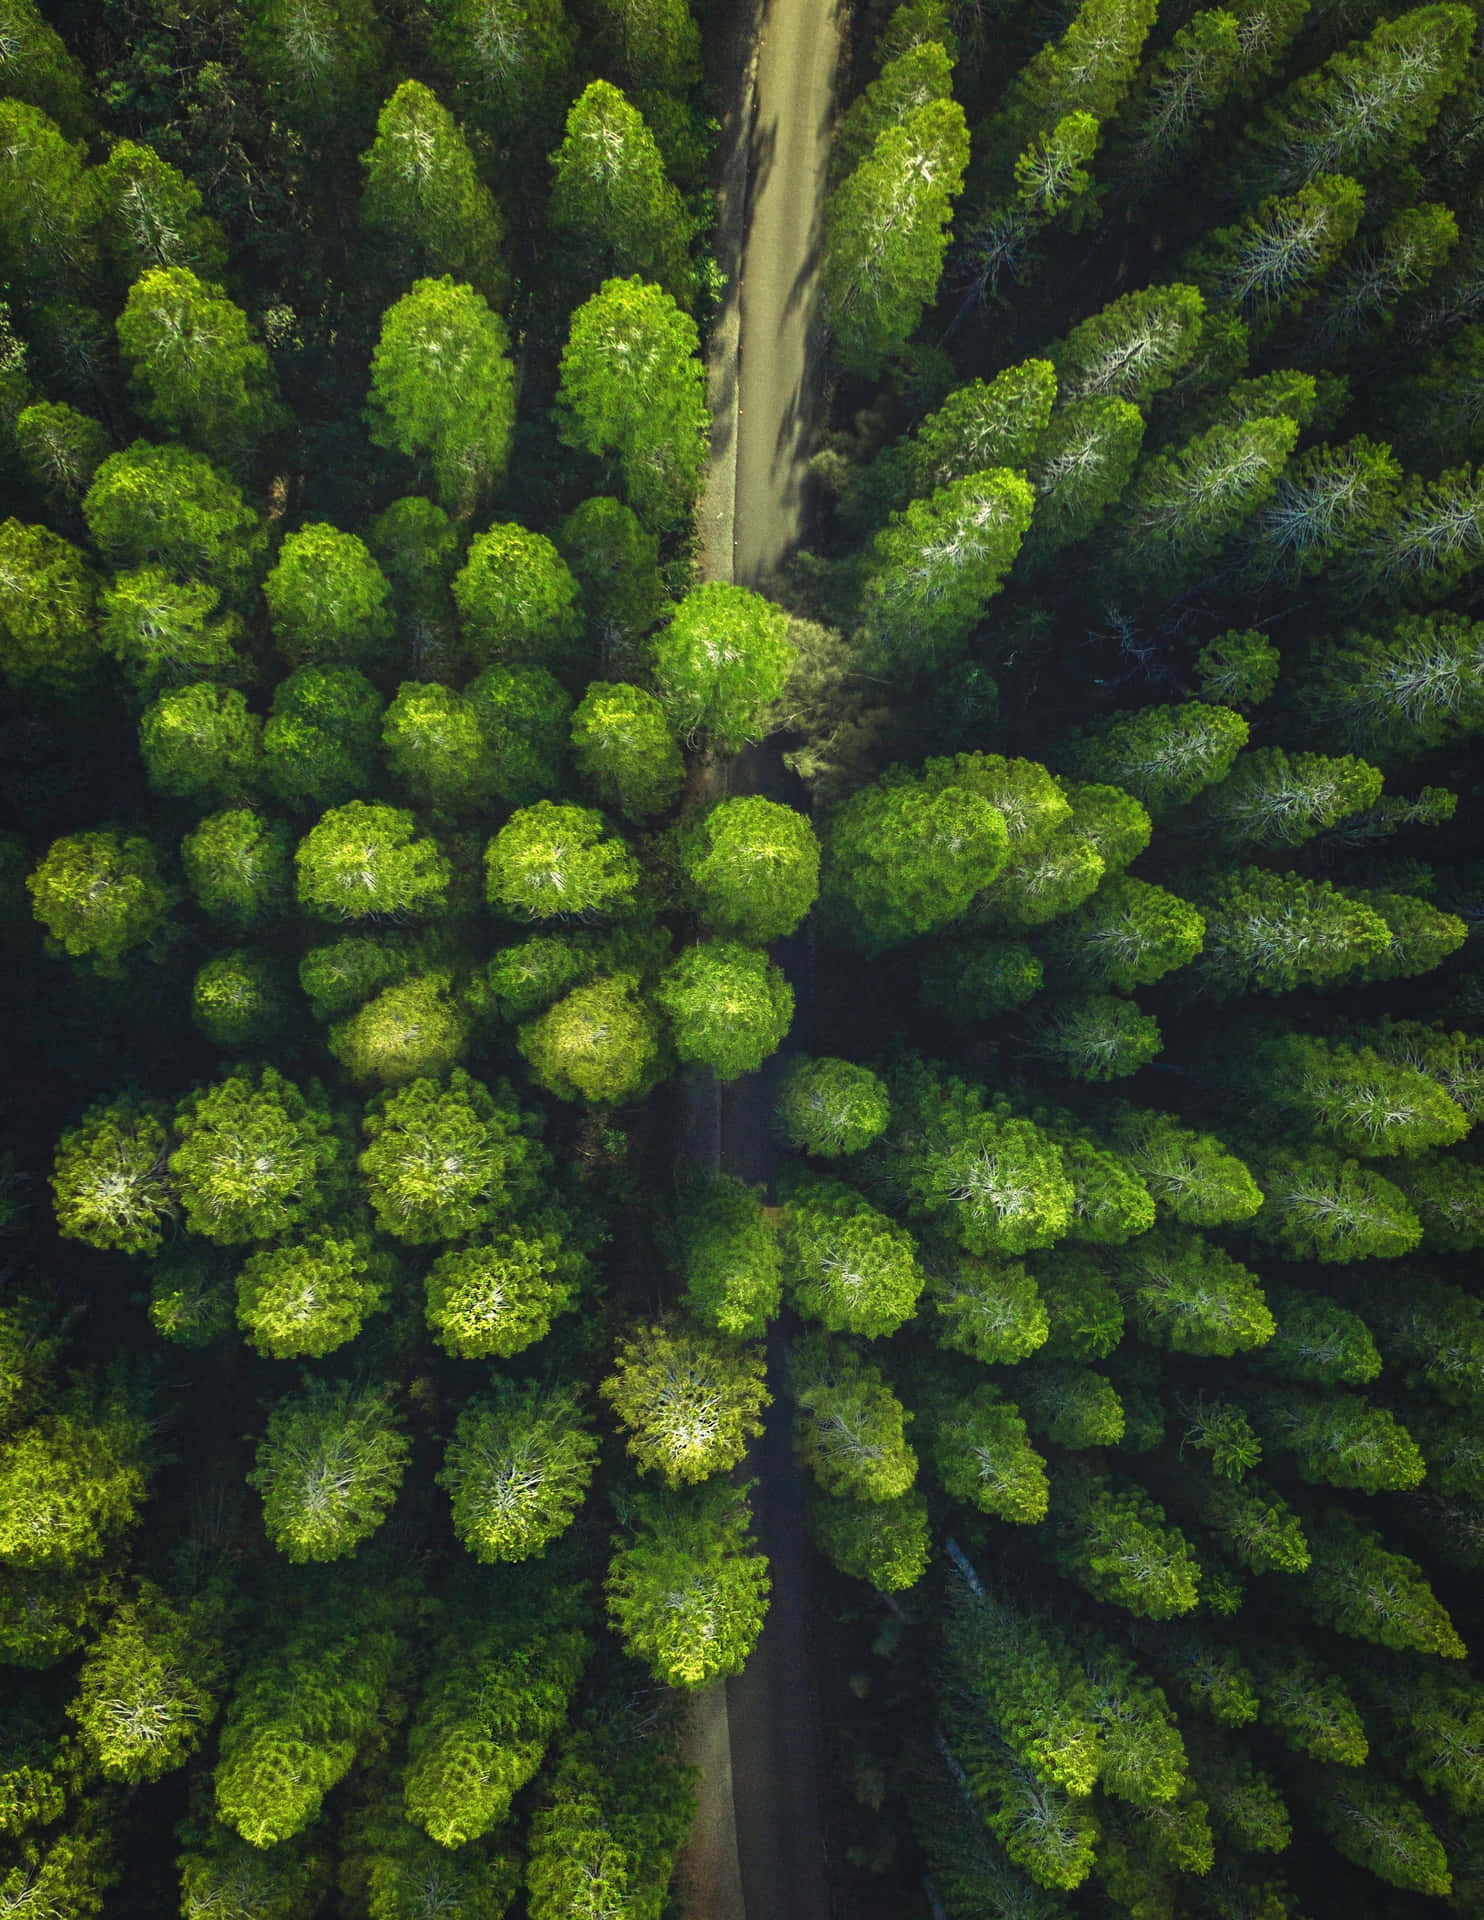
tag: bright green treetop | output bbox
[358,1070,544,1244]
[601,1321,769,1485]
[367,277,516,518]
[28,832,174,974]
[295,803,450,922]
[655,940,795,1080]
[439,1377,597,1563]
[169,1068,340,1245]
[249,1380,409,1562]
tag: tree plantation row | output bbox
[4,0,1484,1914]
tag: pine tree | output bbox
[1259,1283,1380,1384]
[358,1071,544,1244]
[1059,702,1248,817]
[570,681,684,819]
[820,99,969,374]
[1024,991,1164,1082]
[606,1482,770,1687]
[779,1172,925,1337]
[1038,876,1205,990]
[681,795,820,943]
[651,582,793,751]
[601,1321,769,1485]
[214,1594,399,1847]
[1191,745,1383,849]
[367,277,516,518]
[467,665,574,805]
[439,1378,597,1563]
[555,276,709,528]
[402,1570,588,1846]
[819,769,1009,954]
[1297,1507,1466,1656]
[1299,1767,1451,1895]
[0,520,98,693]
[28,834,175,975]
[860,468,1035,670]
[1020,395,1148,566]
[776,1057,891,1157]
[97,567,244,697]
[265,523,394,670]
[550,82,692,301]
[807,1486,931,1590]
[788,1332,917,1501]
[654,940,794,1078]
[1104,412,1300,594]
[236,1234,385,1358]
[1235,3,1473,195]
[295,802,451,923]
[672,1173,782,1339]
[518,972,665,1103]
[248,1382,408,1563]
[1245,1141,1421,1260]
[15,400,110,513]
[1054,1465,1202,1618]
[1287,613,1484,760]
[116,268,283,475]
[138,682,263,806]
[1104,1105,1263,1226]
[242,0,383,149]
[1016,1359,1127,1447]
[70,1582,225,1784]
[1107,1227,1273,1355]
[1189,868,1393,999]
[359,81,506,305]
[424,1217,585,1358]
[265,667,383,812]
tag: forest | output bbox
[2,0,1484,1913]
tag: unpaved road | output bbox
[732,0,845,591]
[721,0,844,1904]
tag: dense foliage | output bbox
[6,0,1484,1912]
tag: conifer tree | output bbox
[439,1377,597,1564]
[367,278,516,518]
[664,1174,782,1343]
[605,1481,769,1687]
[779,1173,925,1336]
[28,832,175,974]
[788,1332,917,1501]
[860,468,1035,670]
[360,81,506,305]
[601,1321,769,1485]
[555,276,709,527]
[820,99,969,373]
[550,82,692,301]
[214,1596,399,1847]
[116,268,283,475]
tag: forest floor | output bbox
[675,0,844,1910]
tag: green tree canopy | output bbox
[570,681,684,819]
[485,801,639,922]
[360,80,506,305]
[264,523,394,671]
[170,1067,340,1245]
[236,1233,384,1358]
[249,1381,409,1562]
[295,802,450,922]
[606,1482,770,1687]
[83,442,266,597]
[780,1173,925,1337]
[116,267,282,474]
[555,276,709,527]
[550,81,692,300]
[681,795,820,943]
[439,1377,597,1563]
[358,1070,545,1243]
[367,277,516,518]
[601,1321,769,1484]
[651,582,794,752]
[654,940,795,1080]
[517,972,665,1104]
[28,831,174,974]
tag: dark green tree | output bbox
[360,81,506,305]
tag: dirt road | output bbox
[720,0,844,1900]
[732,0,845,591]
